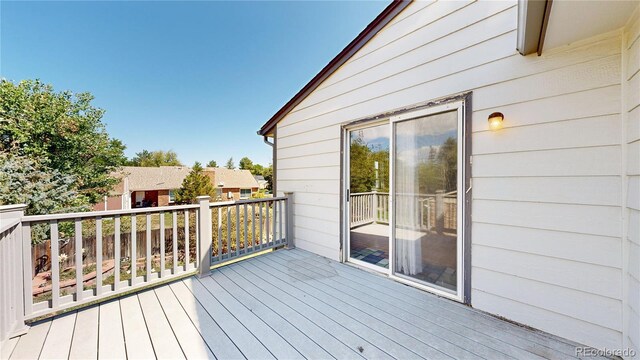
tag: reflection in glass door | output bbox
[391,105,463,296]
[348,123,390,270]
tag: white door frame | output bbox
[388,100,466,303]
[343,120,391,275]
[341,96,470,303]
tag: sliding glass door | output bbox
[390,102,464,299]
[347,123,390,271]
[344,100,466,300]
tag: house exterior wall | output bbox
[623,6,640,357]
[158,190,171,207]
[92,195,123,211]
[219,187,258,201]
[274,0,634,350]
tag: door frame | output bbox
[340,92,472,304]
[342,119,392,275]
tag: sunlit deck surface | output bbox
[4,249,590,360]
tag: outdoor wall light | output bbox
[488,112,504,131]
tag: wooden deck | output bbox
[3,249,592,360]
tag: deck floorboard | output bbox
[11,248,591,360]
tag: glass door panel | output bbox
[392,109,461,294]
[348,124,390,269]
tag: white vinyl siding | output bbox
[275,0,634,351]
[623,6,640,356]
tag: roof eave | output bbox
[517,0,553,56]
[257,0,411,137]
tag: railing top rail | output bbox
[0,218,21,234]
[22,203,200,223]
[208,196,288,207]
[0,204,27,213]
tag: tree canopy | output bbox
[349,136,389,193]
[206,160,217,168]
[175,162,215,204]
[239,157,253,171]
[0,79,126,208]
[128,149,182,167]
[225,157,235,169]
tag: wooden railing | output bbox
[0,194,292,345]
[350,191,456,232]
[0,205,28,349]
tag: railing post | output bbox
[196,196,212,278]
[435,190,445,234]
[0,204,28,345]
[372,190,378,223]
[283,192,295,250]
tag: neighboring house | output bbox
[204,167,260,200]
[254,175,268,190]
[258,0,640,355]
[93,166,191,210]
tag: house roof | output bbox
[117,166,191,192]
[204,167,259,189]
[257,0,410,137]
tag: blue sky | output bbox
[1,1,388,167]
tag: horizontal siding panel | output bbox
[625,6,640,49]
[292,192,339,209]
[473,85,620,133]
[474,53,621,111]
[627,141,640,175]
[473,176,621,206]
[629,275,640,319]
[277,179,339,195]
[627,106,640,143]
[293,237,339,261]
[383,1,436,30]
[473,115,621,155]
[472,268,622,332]
[471,288,622,350]
[278,124,340,146]
[306,7,518,111]
[627,72,640,112]
[278,167,339,181]
[294,228,339,259]
[473,223,622,268]
[336,0,477,74]
[472,146,621,177]
[629,209,640,246]
[629,176,640,210]
[295,215,339,237]
[293,203,340,223]
[279,35,620,137]
[630,242,640,281]
[473,199,622,237]
[473,245,622,300]
[278,138,339,159]
[278,152,340,170]
[627,34,640,80]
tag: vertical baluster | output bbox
[235,203,240,257]
[146,213,151,281]
[96,217,103,296]
[131,215,137,284]
[195,209,200,269]
[75,218,83,302]
[226,206,231,257]
[50,221,60,309]
[243,204,248,254]
[259,202,263,250]
[159,212,165,278]
[265,201,270,246]
[279,200,283,244]
[22,222,33,317]
[184,209,189,270]
[271,200,276,246]
[172,211,178,274]
[217,207,222,262]
[251,203,256,251]
[114,216,121,291]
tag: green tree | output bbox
[239,157,253,171]
[128,149,181,167]
[262,164,273,191]
[225,157,235,169]
[0,79,126,206]
[206,160,217,167]
[175,162,215,204]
